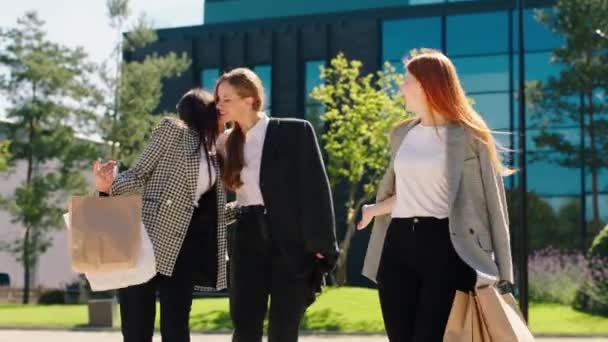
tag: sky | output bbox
[0,0,204,120]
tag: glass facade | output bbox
[304,60,325,133]
[205,0,447,24]
[381,4,606,252]
[196,0,603,257]
[253,65,272,114]
[200,68,220,91]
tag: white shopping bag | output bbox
[63,213,157,291]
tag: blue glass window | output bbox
[200,68,220,91]
[253,65,272,114]
[469,93,511,130]
[514,8,565,52]
[447,11,508,55]
[304,60,325,129]
[383,17,442,63]
[528,157,581,196]
[452,55,510,93]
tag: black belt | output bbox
[236,205,267,219]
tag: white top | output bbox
[391,124,449,219]
[194,147,217,206]
[217,114,270,207]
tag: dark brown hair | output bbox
[176,88,218,187]
[214,68,265,190]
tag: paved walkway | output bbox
[0,329,605,342]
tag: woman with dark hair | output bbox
[94,88,229,342]
[215,68,338,342]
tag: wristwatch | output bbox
[497,280,515,294]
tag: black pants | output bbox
[229,208,314,342]
[119,189,217,342]
[377,217,477,342]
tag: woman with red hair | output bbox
[358,49,514,341]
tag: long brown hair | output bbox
[176,88,218,188]
[404,49,512,175]
[214,68,265,190]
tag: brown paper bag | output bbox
[69,195,142,273]
[444,290,491,342]
[475,286,535,342]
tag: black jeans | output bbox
[229,208,314,342]
[377,217,477,342]
[119,188,217,342]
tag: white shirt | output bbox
[194,147,217,206]
[217,114,270,207]
[391,124,449,219]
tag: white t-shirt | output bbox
[391,124,449,219]
[217,114,270,207]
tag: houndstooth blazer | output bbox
[110,117,228,290]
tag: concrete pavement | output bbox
[0,330,605,342]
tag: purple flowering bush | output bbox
[528,247,589,305]
[573,225,608,316]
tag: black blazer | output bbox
[257,118,338,278]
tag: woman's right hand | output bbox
[93,160,117,193]
[357,204,375,230]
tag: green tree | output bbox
[0,12,101,303]
[0,140,9,171]
[528,0,608,233]
[310,53,407,284]
[506,190,585,252]
[100,0,190,166]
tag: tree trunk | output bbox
[110,28,122,160]
[22,227,31,304]
[22,83,36,304]
[336,183,368,285]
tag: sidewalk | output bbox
[0,329,605,342]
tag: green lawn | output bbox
[1,287,607,335]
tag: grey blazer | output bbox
[362,118,514,286]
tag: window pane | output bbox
[469,92,511,130]
[527,127,580,151]
[383,17,442,62]
[584,194,608,222]
[304,60,325,129]
[200,68,220,90]
[453,55,509,92]
[447,11,508,55]
[528,156,581,195]
[513,52,562,86]
[410,0,444,4]
[305,61,324,101]
[513,8,565,52]
[585,170,608,194]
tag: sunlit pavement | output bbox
[0,329,606,342]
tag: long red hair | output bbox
[404,50,512,175]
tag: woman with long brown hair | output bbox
[215,67,338,342]
[357,49,514,341]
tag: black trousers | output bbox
[119,189,217,342]
[229,208,314,342]
[377,217,477,342]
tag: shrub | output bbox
[528,247,588,305]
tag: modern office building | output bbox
[130,0,606,286]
